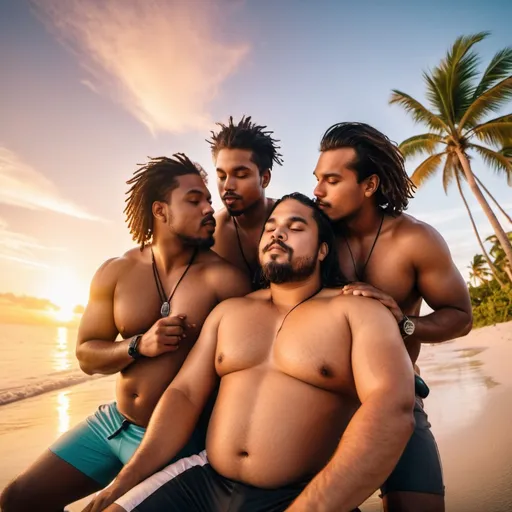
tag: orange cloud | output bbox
[0,148,101,220]
[33,0,250,133]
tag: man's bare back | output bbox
[78,246,250,426]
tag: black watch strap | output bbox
[128,334,143,359]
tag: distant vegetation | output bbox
[468,232,512,328]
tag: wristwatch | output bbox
[128,334,143,359]
[398,315,415,339]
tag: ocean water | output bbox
[0,323,94,405]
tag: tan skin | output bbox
[85,199,415,512]
[0,174,251,512]
[314,148,473,512]
[212,148,275,277]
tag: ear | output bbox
[152,201,168,223]
[318,241,329,262]
[261,169,271,189]
[364,174,380,198]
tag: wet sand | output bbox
[1,321,511,511]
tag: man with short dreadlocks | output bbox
[313,122,472,512]
[0,154,251,512]
[209,116,283,288]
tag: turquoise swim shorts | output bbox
[50,402,204,487]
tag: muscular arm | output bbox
[104,302,224,493]
[288,298,415,511]
[409,225,472,343]
[75,258,133,375]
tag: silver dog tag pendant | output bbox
[160,302,171,317]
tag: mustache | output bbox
[201,214,216,226]
[262,239,292,254]
[223,193,243,200]
[315,198,331,208]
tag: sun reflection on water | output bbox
[57,391,70,434]
[53,326,71,371]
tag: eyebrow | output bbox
[265,216,308,225]
[186,189,212,201]
[216,165,252,173]
[313,171,341,179]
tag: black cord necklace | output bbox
[232,216,254,277]
[344,213,384,281]
[150,247,198,317]
[274,286,323,338]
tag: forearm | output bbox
[287,397,415,512]
[113,387,201,490]
[409,307,472,344]
[76,339,134,375]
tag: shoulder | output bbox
[214,208,233,230]
[197,251,252,295]
[391,213,451,259]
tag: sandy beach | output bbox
[1,321,511,511]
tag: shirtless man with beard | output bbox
[209,116,282,287]
[314,123,473,512]
[84,193,415,512]
[0,154,251,512]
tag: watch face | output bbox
[403,319,415,336]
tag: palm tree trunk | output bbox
[455,171,506,287]
[456,148,512,283]
[474,174,512,224]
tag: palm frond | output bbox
[473,47,512,99]
[469,144,512,180]
[438,33,487,123]
[399,133,445,159]
[410,152,447,187]
[459,76,512,127]
[423,72,455,130]
[471,120,512,147]
[441,152,462,194]
[389,90,449,132]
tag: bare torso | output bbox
[206,289,361,488]
[112,249,234,426]
[336,214,423,361]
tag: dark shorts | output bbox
[381,397,444,496]
[115,451,309,512]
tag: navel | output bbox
[320,365,332,378]
[217,353,224,364]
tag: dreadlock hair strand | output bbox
[320,122,415,215]
[124,153,202,250]
[207,116,283,174]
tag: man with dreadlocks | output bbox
[313,122,472,512]
[0,154,251,512]
[209,116,283,287]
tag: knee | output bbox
[0,479,22,512]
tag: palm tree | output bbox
[486,231,512,281]
[468,254,492,286]
[389,32,512,280]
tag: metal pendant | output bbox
[160,301,171,317]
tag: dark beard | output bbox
[177,233,215,249]
[261,256,317,284]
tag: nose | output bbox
[203,202,214,215]
[271,226,287,241]
[223,175,235,192]
[314,181,325,199]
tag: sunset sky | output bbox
[1,0,511,318]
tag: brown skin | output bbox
[314,147,472,512]
[86,199,415,512]
[212,148,274,276]
[0,174,251,512]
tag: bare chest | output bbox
[113,269,219,339]
[337,240,419,308]
[216,306,354,393]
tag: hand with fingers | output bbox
[82,480,126,512]
[138,315,193,357]
[342,282,404,322]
